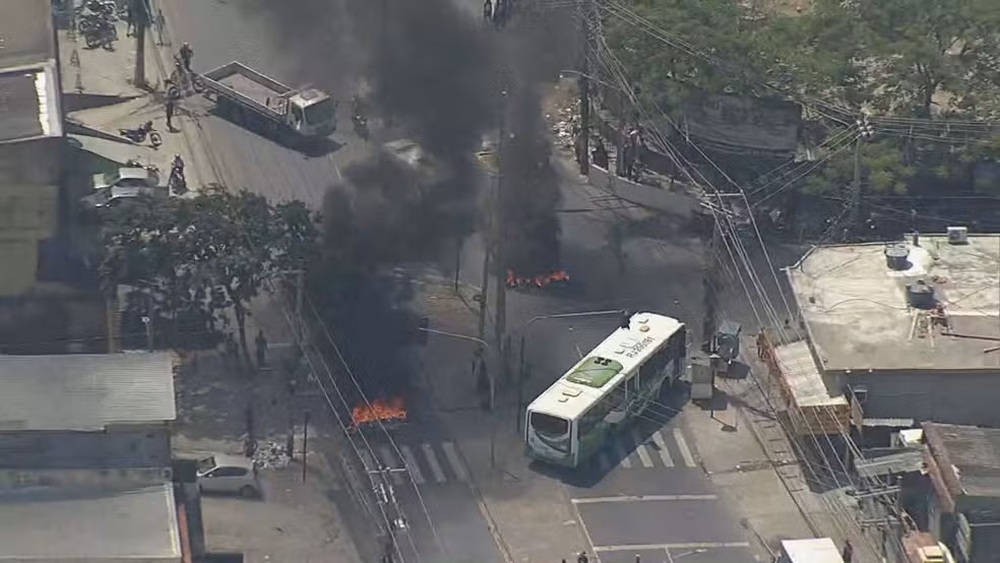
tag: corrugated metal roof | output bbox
[0,483,181,561]
[856,448,925,479]
[0,352,176,431]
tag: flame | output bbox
[351,397,408,427]
[506,269,570,289]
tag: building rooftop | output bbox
[923,422,1000,503]
[787,234,1000,372]
[0,352,177,431]
[0,0,56,70]
[0,64,63,143]
[0,482,181,562]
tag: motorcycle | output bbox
[119,121,163,148]
[84,19,117,49]
[168,159,187,193]
[352,113,369,140]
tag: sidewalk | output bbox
[58,20,213,193]
[707,335,882,563]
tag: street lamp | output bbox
[416,326,501,468]
[513,309,628,431]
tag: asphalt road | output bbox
[159,0,787,560]
[159,0,366,208]
[159,0,505,560]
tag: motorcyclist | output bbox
[351,95,367,120]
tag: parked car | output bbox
[91,167,161,191]
[80,185,167,209]
[197,454,261,498]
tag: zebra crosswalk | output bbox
[348,428,697,488]
[588,427,698,472]
[360,441,471,486]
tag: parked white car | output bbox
[91,167,161,191]
[81,185,167,209]
[197,454,261,498]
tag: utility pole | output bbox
[846,115,875,238]
[702,215,721,349]
[577,0,592,175]
[131,0,150,88]
[494,88,509,400]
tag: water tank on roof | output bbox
[885,243,910,271]
[907,279,936,309]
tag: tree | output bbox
[803,138,915,197]
[807,0,1000,117]
[98,187,320,358]
[604,0,761,112]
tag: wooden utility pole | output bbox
[132,0,150,89]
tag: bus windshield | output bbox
[530,412,569,436]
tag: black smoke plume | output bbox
[500,83,562,276]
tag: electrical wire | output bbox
[590,29,905,559]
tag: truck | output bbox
[776,538,842,563]
[200,61,337,146]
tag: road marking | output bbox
[569,493,603,563]
[422,443,447,483]
[594,542,750,552]
[398,445,425,485]
[613,440,632,468]
[674,428,696,467]
[651,429,674,467]
[572,494,718,505]
[441,441,469,481]
[632,429,654,467]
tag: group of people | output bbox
[577,123,648,182]
[483,0,513,29]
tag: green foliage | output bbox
[804,139,915,196]
[836,0,1000,117]
[98,187,320,354]
[604,0,759,111]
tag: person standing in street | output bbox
[165,98,176,131]
[841,540,854,563]
[179,42,194,72]
[255,329,268,370]
[483,0,492,24]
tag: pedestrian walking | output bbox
[255,329,268,370]
[224,332,239,367]
[165,98,176,131]
[179,42,193,72]
[577,552,589,563]
[841,540,853,563]
[125,2,135,37]
[483,0,492,23]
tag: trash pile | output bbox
[548,102,580,151]
[252,440,291,470]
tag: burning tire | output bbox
[505,269,570,290]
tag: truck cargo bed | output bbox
[217,72,284,107]
[201,61,295,120]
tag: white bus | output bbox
[524,312,688,468]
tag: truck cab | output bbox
[287,89,337,138]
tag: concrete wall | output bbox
[842,370,1000,427]
[0,136,63,296]
[0,425,171,469]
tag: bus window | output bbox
[530,412,569,436]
